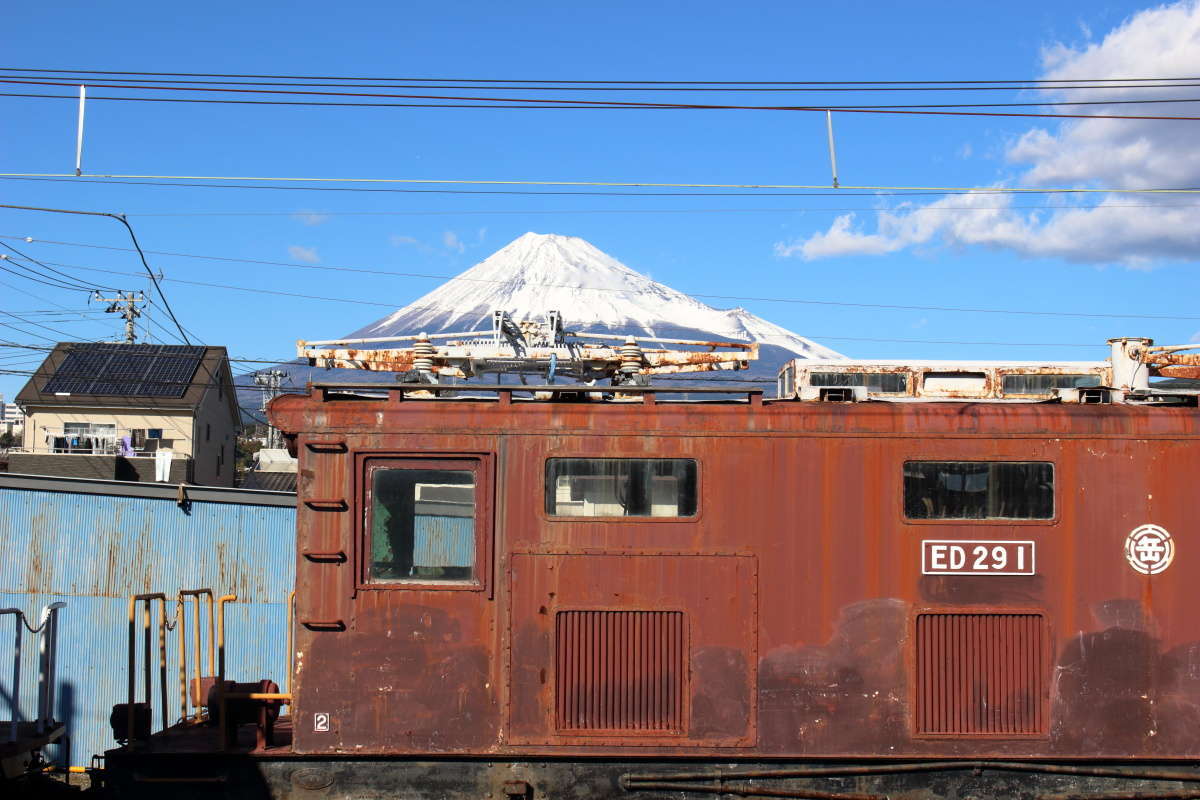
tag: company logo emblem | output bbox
[1125,524,1174,575]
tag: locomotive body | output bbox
[270,385,1199,762]
[103,379,1200,799]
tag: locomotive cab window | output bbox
[904,461,1053,520]
[365,458,486,584]
[546,458,697,517]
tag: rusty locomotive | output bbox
[103,333,1200,799]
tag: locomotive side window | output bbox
[811,371,908,393]
[545,458,697,517]
[367,464,478,582]
[904,461,1053,520]
[1002,373,1102,395]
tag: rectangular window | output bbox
[811,371,907,393]
[904,461,1053,520]
[1002,373,1102,395]
[923,372,987,393]
[545,458,697,518]
[367,460,480,583]
[147,428,163,440]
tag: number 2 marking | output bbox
[972,545,988,569]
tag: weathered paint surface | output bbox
[0,484,295,767]
[269,391,1200,760]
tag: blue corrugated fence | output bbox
[0,476,295,767]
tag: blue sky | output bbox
[2,0,1199,399]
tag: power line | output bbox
[7,71,1200,91]
[0,279,114,337]
[6,76,1200,111]
[6,232,1197,323]
[3,174,1200,196]
[0,309,77,339]
[0,256,102,292]
[12,174,1200,200]
[25,252,1200,324]
[2,66,1197,86]
[4,88,1200,121]
[117,202,1200,217]
[0,203,193,344]
[0,241,114,291]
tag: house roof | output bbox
[239,470,297,493]
[16,342,239,418]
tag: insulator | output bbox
[413,334,435,375]
[619,338,643,376]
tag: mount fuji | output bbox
[239,233,844,414]
[345,232,843,378]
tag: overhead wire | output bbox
[3,174,1198,196]
[6,88,1200,120]
[112,201,1200,218]
[0,240,116,289]
[4,67,1198,84]
[5,75,1200,106]
[0,204,193,344]
[7,235,1197,322]
[5,69,1200,92]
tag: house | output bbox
[0,395,23,437]
[240,447,298,493]
[10,342,240,486]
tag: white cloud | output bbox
[442,230,465,253]
[287,245,320,263]
[779,1,1200,267]
[776,213,905,259]
[390,235,419,247]
[293,211,329,226]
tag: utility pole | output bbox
[254,369,288,449]
[94,290,145,344]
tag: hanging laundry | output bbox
[154,448,173,482]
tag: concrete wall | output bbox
[5,453,192,483]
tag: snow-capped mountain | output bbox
[348,232,843,363]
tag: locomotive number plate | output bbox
[922,540,1035,576]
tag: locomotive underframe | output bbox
[103,744,1200,800]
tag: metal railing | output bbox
[124,588,295,745]
[1,602,67,743]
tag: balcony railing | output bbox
[16,428,183,458]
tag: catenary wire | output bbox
[4,174,1199,196]
[4,67,1198,84]
[6,76,1200,111]
[11,175,1200,200]
[6,70,1200,92]
[9,236,1198,322]
[117,202,1200,218]
[5,89,1200,121]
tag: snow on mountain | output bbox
[349,232,844,361]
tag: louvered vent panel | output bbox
[555,610,685,732]
[916,613,1045,736]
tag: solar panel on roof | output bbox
[42,344,207,398]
